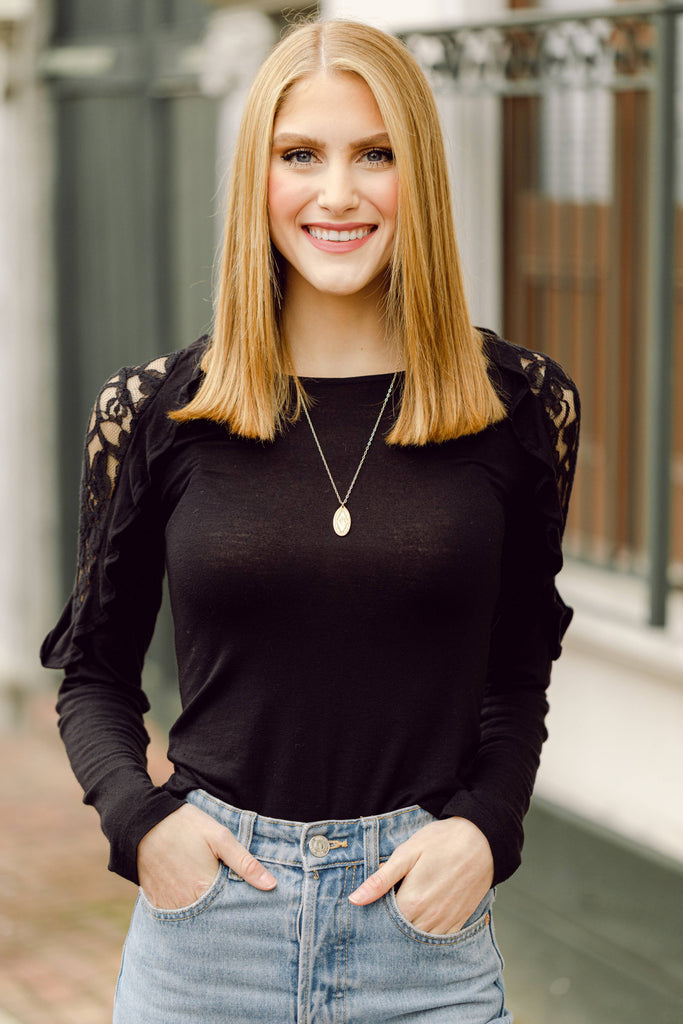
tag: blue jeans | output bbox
[113,791,512,1023]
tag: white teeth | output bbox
[307,226,373,241]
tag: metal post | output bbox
[647,3,677,627]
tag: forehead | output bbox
[273,71,386,133]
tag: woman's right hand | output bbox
[136,803,277,910]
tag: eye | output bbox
[361,148,394,166]
[281,148,317,166]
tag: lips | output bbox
[306,225,375,242]
[303,224,377,253]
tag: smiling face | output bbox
[268,72,399,302]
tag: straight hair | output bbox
[170,20,506,444]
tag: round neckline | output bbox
[296,370,404,385]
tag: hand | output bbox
[136,803,276,910]
[348,817,493,935]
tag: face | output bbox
[268,72,399,301]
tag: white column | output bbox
[321,0,505,331]
[540,0,614,203]
[0,0,57,722]
[199,8,277,246]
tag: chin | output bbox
[313,267,389,298]
[320,282,370,297]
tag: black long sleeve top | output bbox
[41,331,580,887]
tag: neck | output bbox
[281,275,400,378]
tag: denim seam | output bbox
[488,913,506,971]
[140,867,229,922]
[343,864,356,1023]
[196,790,425,832]
[334,866,348,1024]
[373,817,380,875]
[255,855,365,870]
[302,870,318,1024]
[383,893,492,947]
[493,976,507,1020]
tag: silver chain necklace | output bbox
[302,373,398,536]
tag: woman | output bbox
[41,19,579,1024]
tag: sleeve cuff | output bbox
[439,790,523,886]
[92,770,186,884]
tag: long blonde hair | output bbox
[171,19,506,444]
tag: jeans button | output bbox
[308,835,330,857]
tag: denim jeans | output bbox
[113,790,512,1023]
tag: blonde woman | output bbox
[42,19,579,1024]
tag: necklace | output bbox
[302,373,398,536]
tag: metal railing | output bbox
[400,1,683,628]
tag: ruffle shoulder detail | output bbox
[40,338,208,669]
[482,329,581,657]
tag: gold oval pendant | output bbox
[333,505,351,536]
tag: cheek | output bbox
[267,172,305,227]
[373,176,399,224]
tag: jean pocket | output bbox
[383,886,495,946]
[139,862,229,922]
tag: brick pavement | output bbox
[0,689,170,1024]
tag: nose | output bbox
[317,160,358,215]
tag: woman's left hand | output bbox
[348,816,494,935]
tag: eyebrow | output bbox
[271,132,392,150]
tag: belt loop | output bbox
[362,816,379,880]
[228,808,256,881]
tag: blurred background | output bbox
[1,0,682,1022]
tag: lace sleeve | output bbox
[40,350,185,671]
[515,349,580,528]
[74,354,175,611]
[445,333,581,884]
[481,330,581,658]
[39,342,205,883]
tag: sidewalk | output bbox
[0,690,170,1024]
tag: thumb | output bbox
[212,828,277,891]
[348,848,413,906]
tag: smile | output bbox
[305,226,375,242]
[302,225,377,254]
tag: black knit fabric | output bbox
[41,332,580,886]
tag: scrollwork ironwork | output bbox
[403,15,655,94]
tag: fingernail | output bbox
[259,870,277,889]
[348,886,364,904]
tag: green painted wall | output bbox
[50,1,218,718]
